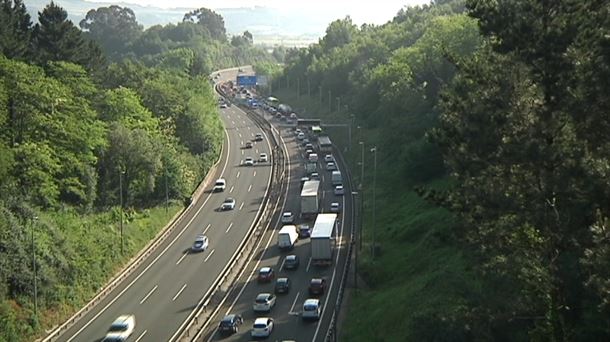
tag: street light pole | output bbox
[32,215,38,317]
[119,168,124,255]
[352,191,359,292]
[358,141,365,251]
[165,167,169,214]
[371,146,377,259]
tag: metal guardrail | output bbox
[42,128,226,342]
[174,86,287,341]
[324,143,357,342]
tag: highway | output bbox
[50,68,277,342]
[199,107,354,341]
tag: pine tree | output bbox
[0,0,33,59]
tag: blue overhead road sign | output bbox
[237,75,257,86]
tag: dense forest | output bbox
[274,0,610,340]
[0,0,276,339]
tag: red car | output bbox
[257,267,275,282]
[308,278,326,295]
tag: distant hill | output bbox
[24,0,356,46]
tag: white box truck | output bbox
[310,213,337,266]
[331,170,342,185]
[278,225,299,250]
[301,180,320,219]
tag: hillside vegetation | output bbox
[0,1,275,340]
[273,0,610,340]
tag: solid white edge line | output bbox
[64,99,234,342]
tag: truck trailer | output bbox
[300,180,320,219]
[310,213,337,266]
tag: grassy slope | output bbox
[272,88,479,341]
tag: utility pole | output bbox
[336,97,341,113]
[119,168,124,255]
[352,191,359,293]
[165,167,169,214]
[319,86,322,104]
[371,146,377,259]
[32,215,38,317]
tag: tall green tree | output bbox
[32,2,85,64]
[79,5,142,60]
[0,0,32,59]
[183,8,226,41]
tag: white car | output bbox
[260,153,268,162]
[326,161,336,171]
[251,317,274,338]
[103,315,136,341]
[310,172,320,180]
[295,128,302,136]
[302,299,321,320]
[191,234,209,252]
[220,103,228,109]
[213,178,226,192]
[244,157,254,166]
[281,212,294,224]
[324,154,334,163]
[334,185,344,196]
[221,197,236,210]
[290,113,298,119]
[297,132,305,140]
[253,293,276,312]
[254,133,263,141]
[330,202,341,212]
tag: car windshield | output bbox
[253,323,267,329]
[304,304,318,311]
[108,323,128,332]
[255,297,268,303]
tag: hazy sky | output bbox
[86,0,432,25]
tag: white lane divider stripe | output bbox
[239,202,244,210]
[176,252,188,265]
[306,257,312,272]
[226,222,234,233]
[253,171,257,177]
[204,249,215,263]
[248,184,252,192]
[288,292,301,315]
[203,223,211,235]
[139,286,158,305]
[172,284,187,301]
[135,330,147,342]
[236,171,240,178]
[229,186,234,193]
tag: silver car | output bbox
[221,198,236,210]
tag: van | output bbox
[331,171,342,185]
[278,225,299,250]
[308,153,318,162]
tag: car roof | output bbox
[221,314,236,322]
[311,278,324,284]
[260,266,272,272]
[283,212,292,216]
[277,277,289,282]
[254,317,270,324]
[304,299,319,305]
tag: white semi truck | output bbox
[300,180,320,219]
[310,213,337,266]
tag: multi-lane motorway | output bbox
[52,68,275,342]
[198,107,354,341]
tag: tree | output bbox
[32,2,90,66]
[183,8,226,41]
[0,0,32,60]
[79,5,142,60]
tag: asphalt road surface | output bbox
[200,108,354,342]
[54,67,276,342]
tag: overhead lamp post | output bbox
[371,146,377,259]
[32,215,38,317]
[119,167,125,255]
[352,191,359,292]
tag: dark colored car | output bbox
[245,141,253,149]
[298,224,311,238]
[284,255,300,270]
[218,314,243,334]
[257,267,275,282]
[274,277,291,294]
[309,278,326,295]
